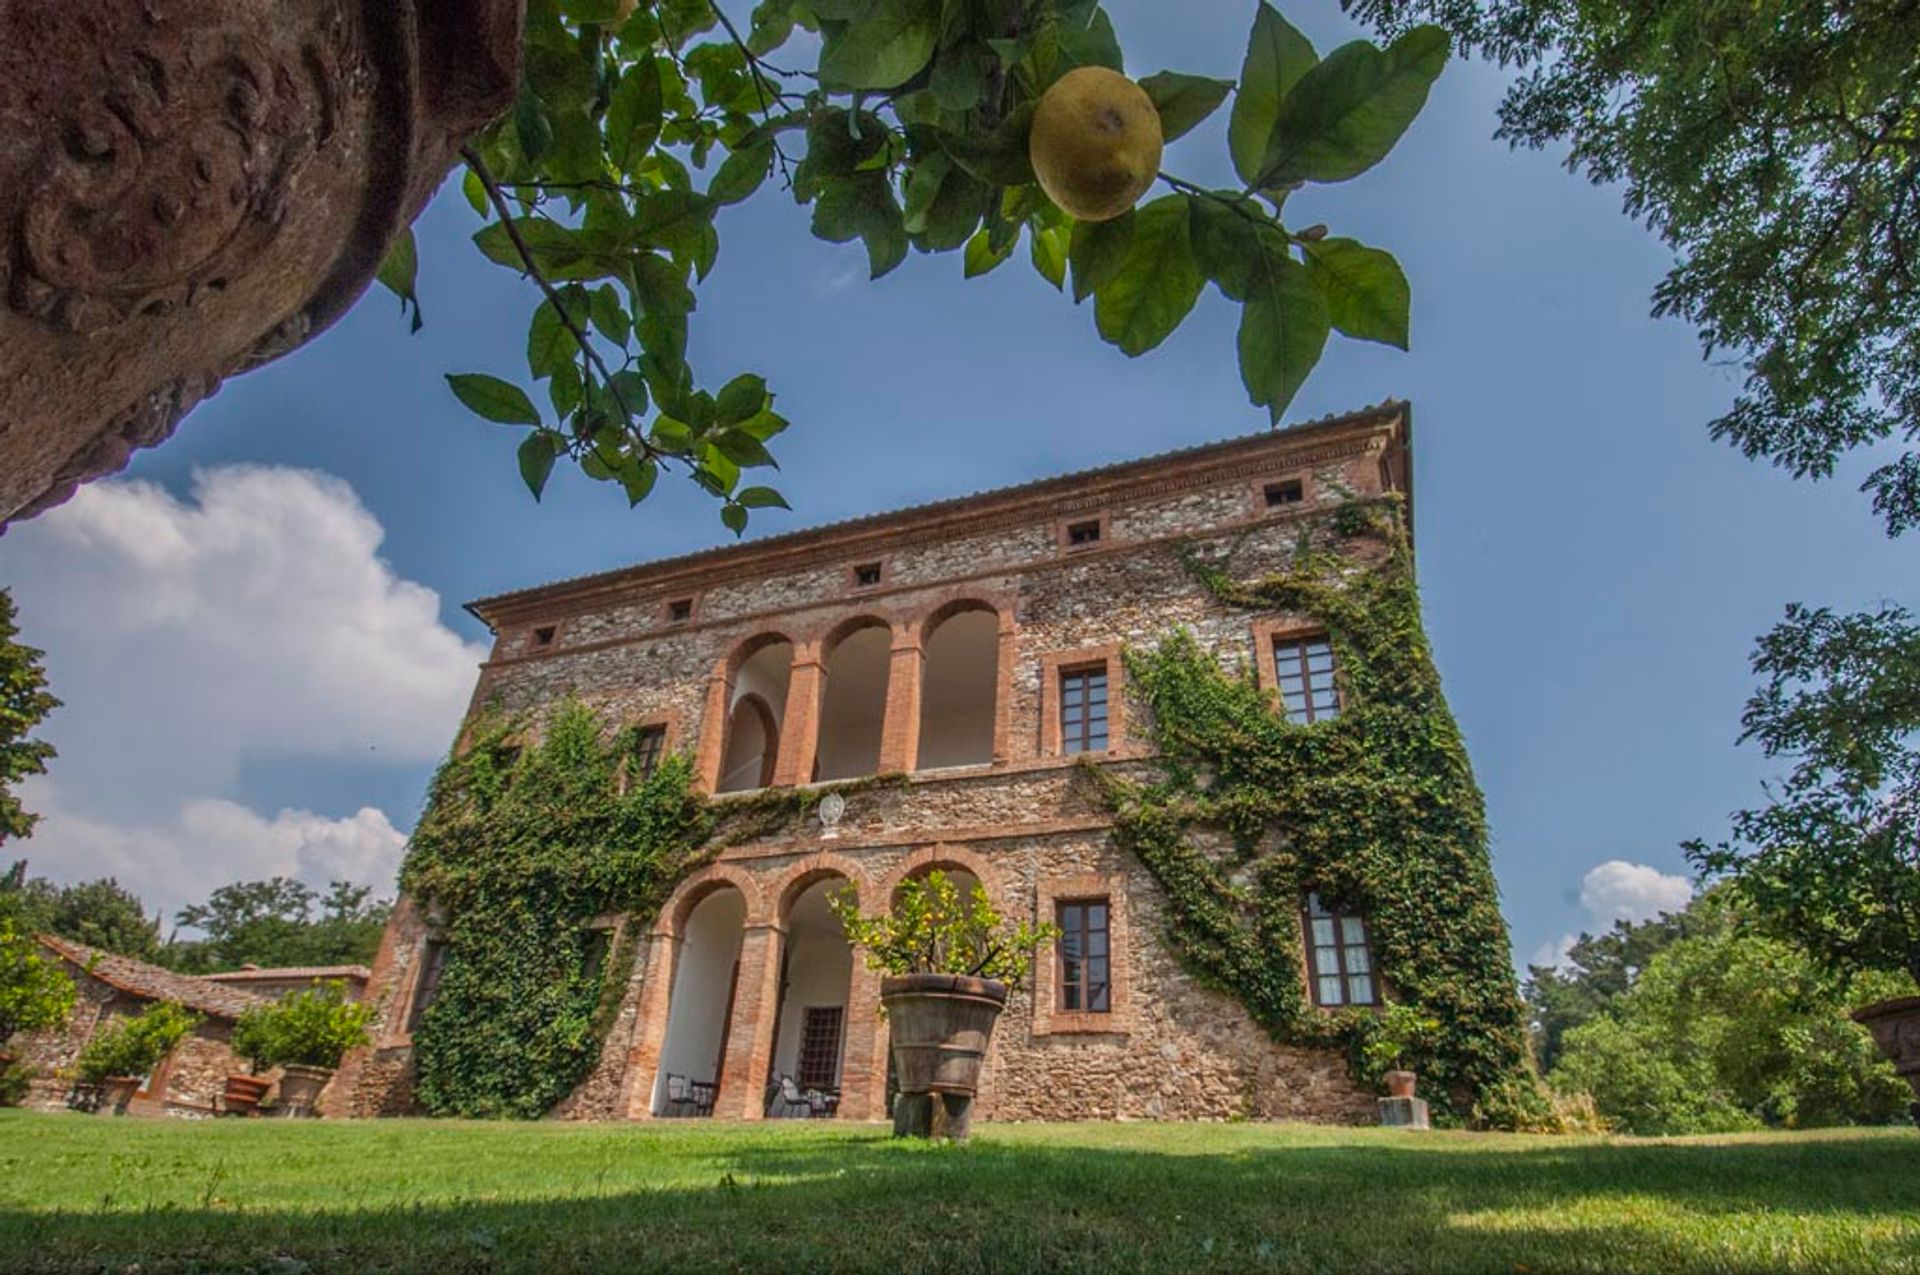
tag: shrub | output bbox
[0,919,75,1043]
[830,870,1058,986]
[0,1058,32,1107]
[74,1001,197,1084]
[244,981,375,1070]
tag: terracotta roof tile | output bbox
[35,934,270,1021]
[204,965,371,984]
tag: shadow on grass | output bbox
[3,1131,1916,1274]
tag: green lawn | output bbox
[1,1112,1915,1274]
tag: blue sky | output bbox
[2,3,1911,966]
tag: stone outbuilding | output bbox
[346,403,1466,1125]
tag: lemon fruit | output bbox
[1028,67,1164,222]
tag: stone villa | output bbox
[342,402,1448,1123]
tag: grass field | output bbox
[2,1112,1916,1273]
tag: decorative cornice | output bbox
[468,402,1406,631]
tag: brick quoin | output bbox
[354,403,1419,1124]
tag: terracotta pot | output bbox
[275,1063,333,1117]
[1383,1069,1418,1100]
[882,974,1007,1140]
[97,1075,140,1116]
[0,0,523,528]
[223,1073,272,1116]
[1852,995,1920,1127]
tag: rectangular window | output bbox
[1264,479,1304,508]
[1304,892,1377,1007]
[581,928,613,984]
[1059,666,1109,754]
[798,1006,844,1089]
[852,562,883,588]
[1056,899,1112,1013]
[632,725,667,782]
[666,598,693,623]
[1065,518,1102,547]
[530,624,557,649]
[1273,634,1340,723]
[407,939,448,1033]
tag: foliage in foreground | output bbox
[0,919,73,1043]
[831,869,1057,984]
[0,589,57,846]
[1545,892,1908,1136]
[2,1115,1916,1275]
[1096,499,1546,1127]
[422,1,1444,529]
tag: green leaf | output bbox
[1258,27,1449,187]
[1094,195,1205,357]
[462,169,489,217]
[591,284,631,347]
[700,446,742,494]
[737,485,791,510]
[929,44,986,111]
[1069,211,1134,304]
[514,87,554,162]
[1238,251,1330,422]
[1140,72,1234,145]
[1303,237,1409,349]
[710,141,773,205]
[713,428,779,469]
[608,57,664,174]
[447,373,541,426]
[721,503,749,535]
[549,362,584,417]
[747,0,795,55]
[632,190,717,261]
[1186,193,1269,301]
[1029,222,1067,291]
[374,227,424,333]
[812,176,909,279]
[736,406,789,441]
[817,0,940,90]
[631,252,696,317]
[1229,3,1317,187]
[650,415,695,452]
[939,107,1037,187]
[621,458,659,506]
[527,294,585,379]
[608,369,650,417]
[964,226,1014,277]
[518,431,561,500]
[716,373,768,425]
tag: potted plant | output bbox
[250,981,375,1117]
[73,1002,197,1115]
[223,1004,278,1116]
[1360,1003,1441,1102]
[831,871,1055,1140]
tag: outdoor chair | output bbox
[771,1074,812,1118]
[807,1087,840,1118]
[663,1072,693,1118]
[689,1079,717,1117]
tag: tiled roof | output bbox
[35,934,271,1021]
[465,399,1407,622]
[205,964,371,984]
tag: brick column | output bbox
[772,642,823,787]
[623,930,681,1119]
[714,921,784,1120]
[839,958,889,1121]
[693,670,731,794]
[994,608,1018,765]
[876,628,922,774]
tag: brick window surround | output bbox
[1033,874,1131,1035]
[1250,619,1342,720]
[1055,512,1111,553]
[848,560,888,590]
[1249,474,1312,514]
[1039,644,1125,758]
[621,712,681,791]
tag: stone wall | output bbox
[11,979,244,1117]
[352,411,1411,1124]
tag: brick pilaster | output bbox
[772,643,823,787]
[713,922,784,1119]
[622,931,681,1119]
[839,957,889,1120]
[693,671,731,794]
[876,629,922,774]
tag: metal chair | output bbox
[663,1072,692,1117]
[689,1079,717,1117]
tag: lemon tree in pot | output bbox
[1358,1003,1441,1101]
[73,1002,196,1115]
[831,871,1056,1140]
[239,981,375,1118]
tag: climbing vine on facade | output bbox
[1096,499,1549,1128]
[399,698,902,1118]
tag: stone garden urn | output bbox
[275,1063,333,1117]
[0,0,522,528]
[882,973,1008,1141]
[1852,995,1920,1127]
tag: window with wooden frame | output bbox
[797,1006,844,1089]
[1056,898,1111,1013]
[1303,892,1378,1007]
[1273,633,1340,723]
[406,939,448,1033]
[1058,665,1109,754]
[631,724,667,783]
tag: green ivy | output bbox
[1095,498,1551,1129]
[400,698,904,1118]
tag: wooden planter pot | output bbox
[0,0,523,528]
[223,1073,272,1116]
[1852,995,1920,1127]
[275,1064,333,1117]
[96,1075,140,1116]
[881,974,1008,1141]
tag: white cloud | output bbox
[1532,859,1694,971]
[0,466,486,916]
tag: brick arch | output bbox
[820,612,896,659]
[879,844,1006,908]
[657,864,764,940]
[767,852,875,924]
[911,594,1003,645]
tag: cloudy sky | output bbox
[1,3,1911,962]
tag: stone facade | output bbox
[347,403,1420,1125]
